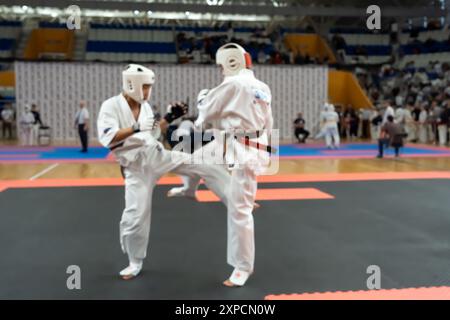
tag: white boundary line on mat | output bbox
[29,163,60,180]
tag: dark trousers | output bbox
[378,138,400,157]
[295,128,310,143]
[350,122,358,137]
[2,121,12,139]
[362,120,370,139]
[78,124,88,151]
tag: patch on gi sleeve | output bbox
[253,88,270,107]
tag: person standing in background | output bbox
[429,100,441,145]
[403,104,416,142]
[440,101,450,146]
[19,105,35,146]
[360,108,371,139]
[436,101,447,146]
[74,100,90,153]
[370,107,382,140]
[31,104,43,126]
[349,108,359,140]
[377,115,405,158]
[382,100,395,125]
[418,103,429,143]
[31,104,43,145]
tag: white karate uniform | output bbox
[395,107,406,125]
[97,93,230,262]
[382,106,395,125]
[370,111,381,140]
[403,109,416,142]
[418,110,428,143]
[318,110,340,148]
[19,111,35,146]
[193,69,273,274]
[438,123,448,146]
[172,119,195,144]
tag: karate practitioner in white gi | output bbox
[168,43,274,287]
[316,103,340,149]
[97,64,231,280]
[19,105,35,146]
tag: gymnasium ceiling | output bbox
[0,0,445,25]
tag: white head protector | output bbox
[215,43,252,77]
[328,103,335,112]
[122,64,155,104]
[322,102,331,112]
[24,104,31,112]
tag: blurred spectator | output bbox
[382,100,395,125]
[31,104,43,126]
[349,108,359,139]
[226,22,234,41]
[31,104,43,145]
[371,107,383,140]
[270,51,283,64]
[303,54,312,64]
[335,105,343,134]
[439,102,450,146]
[293,112,309,143]
[19,105,35,146]
[74,100,90,153]
[404,103,417,142]
[1,103,14,140]
[331,34,346,50]
[294,52,304,65]
[377,115,405,158]
[360,108,372,139]
[341,107,351,138]
[418,103,429,143]
[257,47,267,64]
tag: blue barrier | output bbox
[86,40,176,53]
[0,38,15,50]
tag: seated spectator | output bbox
[294,52,304,65]
[331,34,346,50]
[257,46,267,64]
[270,51,283,64]
[303,54,312,64]
[293,112,310,143]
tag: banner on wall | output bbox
[14,61,328,142]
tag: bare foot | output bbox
[119,265,141,280]
[223,279,239,287]
[121,274,136,280]
[167,188,197,200]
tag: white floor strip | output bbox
[29,163,60,181]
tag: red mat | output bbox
[265,286,450,300]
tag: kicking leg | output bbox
[169,139,229,204]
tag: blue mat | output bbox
[277,143,450,158]
[0,146,110,162]
[1,143,449,162]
